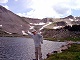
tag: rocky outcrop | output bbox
[22,17,41,24]
[42,25,80,39]
[56,21,67,26]
[42,28,70,39]
[41,18,53,23]
[64,15,74,19]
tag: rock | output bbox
[46,53,51,58]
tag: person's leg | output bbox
[38,45,42,60]
[35,47,38,60]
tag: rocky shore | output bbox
[46,41,73,58]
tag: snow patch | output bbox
[4,31,12,34]
[39,22,52,30]
[0,25,2,27]
[34,22,45,25]
[53,26,63,29]
[22,30,28,35]
[30,22,45,25]
[69,19,74,21]
[29,26,34,29]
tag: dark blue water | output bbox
[0,37,66,60]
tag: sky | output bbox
[0,0,80,19]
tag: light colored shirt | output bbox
[27,32,43,47]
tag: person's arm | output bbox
[25,31,33,38]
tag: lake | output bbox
[0,37,66,60]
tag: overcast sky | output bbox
[0,0,80,19]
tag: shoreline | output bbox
[45,43,80,60]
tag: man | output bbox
[26,29,43,60]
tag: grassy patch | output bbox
[45,44,80,60]
[44,37,80,41]
[61,37,80,41]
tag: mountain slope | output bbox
[0,5,30,34]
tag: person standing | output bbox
[26,29,43,60]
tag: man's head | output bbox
[31,29,37,35]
